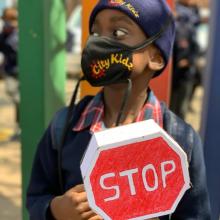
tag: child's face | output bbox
[91,9,147,47]
[91,9,162,79]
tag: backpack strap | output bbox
[50,95,93,194]
[160,102,194,163]
[51,96,93,151]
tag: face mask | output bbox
[81,33,163,87]
[79,20,170,125]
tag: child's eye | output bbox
[113,29,128,39]
[91,32,100,37]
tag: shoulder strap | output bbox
[50,95,93,194]
[51,96,93,150]
[160,102,194,162]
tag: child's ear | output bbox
[148,48,165,71]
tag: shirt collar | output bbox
[73,89,163,132]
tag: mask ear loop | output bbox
[57,76,85,194]
[115,79,132,126]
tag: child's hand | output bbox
[50,184,159,220]
[50,184,103,220]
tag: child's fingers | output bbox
[88,215,103,220]
[71,184,85,193]
[76,201,91,214]
[80,210,98,219]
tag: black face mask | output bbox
[81,17,171,87]
[81,33,163,87]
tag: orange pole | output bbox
[81,0,99,97]
[81,0,174,105]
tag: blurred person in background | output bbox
[0,11,4,78]
[188,3,210,110]
[66,3,82,78]
[170,0,201,119]
[0,7,19,138]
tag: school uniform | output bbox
[26,90,211,220]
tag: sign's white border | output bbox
[81,120,190,220]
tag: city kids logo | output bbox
[108,0,139,18]
[90,53,133,79]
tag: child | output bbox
[26,1,211,219]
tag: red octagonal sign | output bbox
[81,120,190,220]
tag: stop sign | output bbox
[81,120,190,220]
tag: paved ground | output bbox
[0,78,204,220]
[0,79,21,220]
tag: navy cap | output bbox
[89,0,176,76]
